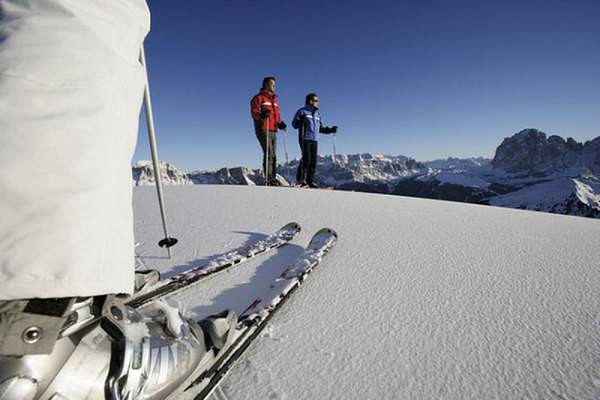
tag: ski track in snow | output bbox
[133,185,600,400]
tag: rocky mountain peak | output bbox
[132,160,191,186]
[491,129,597,176]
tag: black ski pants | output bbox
[296,133,318,185]
[255,131,277,183]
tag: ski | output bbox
[128,222,301,308]
[184,227,338,399]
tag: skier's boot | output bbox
[0,296,106,399]
[308,182,320,189]
[0,296,237,400]
[103,299,219,400]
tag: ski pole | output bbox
[332,132,337,165]
[282,128,290,183]
[139,46,178,258]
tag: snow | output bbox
[491,177,600,213]
[490,177,577,208]
[133,185,600,399]
[575,179,600,208]
[423,157,491,171]
[423,170,491,188]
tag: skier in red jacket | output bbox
[250,77,287,186]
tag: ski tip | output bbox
[315,227,338,238]
[283,222,301,231]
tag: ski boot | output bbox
[103,300,237,399]
[0,294,237,399]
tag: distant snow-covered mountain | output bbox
[490,176,600,218]
[408,129,600,217]
[132,160,191,186]
[135,154,425,192]
[284,153,424,193]
[423,157,490,171]
[132,129,600,219]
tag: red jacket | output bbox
[250,89,281,134]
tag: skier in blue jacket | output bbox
[292,93,338,188]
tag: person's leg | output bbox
[296,161,304,184]
[269,132,277,183]
[307,141,318,186]
[0,5,238,398]
[301,139,312,184]
[255,131,268,182]
[0,0,150,300]
[263,132,273,183]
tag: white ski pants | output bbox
[0,0,150,299]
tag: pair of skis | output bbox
[131,222,337,399]
[186,227,337,399]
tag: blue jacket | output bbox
[292,105,323,142]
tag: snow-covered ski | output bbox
[183,227,338,400]
[129,222,301,308]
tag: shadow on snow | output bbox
[136,230,271,280]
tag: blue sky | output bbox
[135,0,600,171]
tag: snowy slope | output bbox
[419,170,491,188]
[133,185,600,400]
[491,177,600,217]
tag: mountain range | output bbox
[133,129,600,219]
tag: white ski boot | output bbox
[0,295,237,400]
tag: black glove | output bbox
[278,121,287,130]
[320,126,338,134]
[292,116,304,129]
[260,109,272,119]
